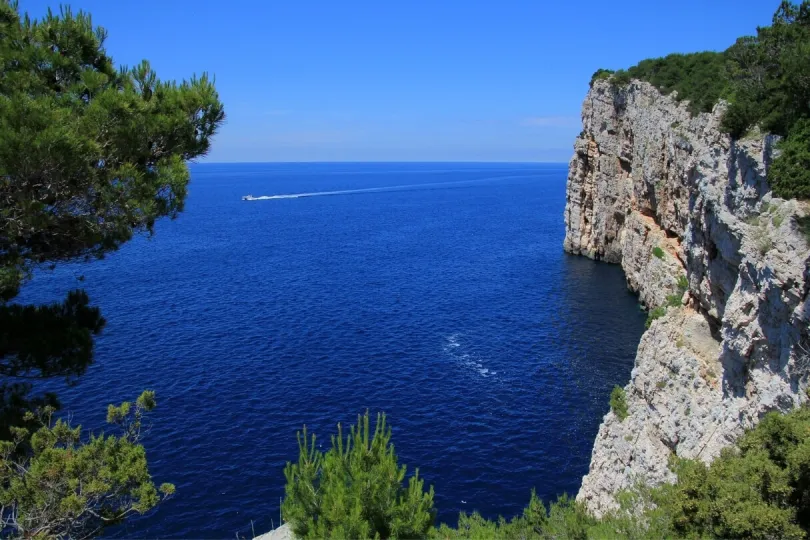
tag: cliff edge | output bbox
[566,79,810,516]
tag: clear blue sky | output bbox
[21,0,778,162]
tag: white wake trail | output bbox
[241,174,535,201]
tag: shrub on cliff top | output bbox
[652,246,666,260]
[592,1,810,200]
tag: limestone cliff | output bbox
[566,79,810,516]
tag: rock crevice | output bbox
[566,80,810,516]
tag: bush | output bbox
[657,408,810,539]
[770,119,810,200]
[652,246,665,259]
[610,386,629,421]
[646,306,667,328]
[589,68,614,87]
[282,412,436,539]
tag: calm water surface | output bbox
[16,163,646,538]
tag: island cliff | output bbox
[565,79,810,516]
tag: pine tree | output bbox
[282,412,436,539]
[0,0,223,534]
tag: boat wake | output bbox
[241,174,536,201]
[443,333,497,378]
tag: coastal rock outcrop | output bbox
[566,79,810,516]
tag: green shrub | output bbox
[589,68,614,86]
[282,412,436,539]
[676,275,689,293]
[646,306,667,328]
[652,246,665,259]
[610,386,629,421]
[430,406,810,539]
[770,119,810,200]
[666,294,682,308]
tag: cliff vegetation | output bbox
[592,0,810,199]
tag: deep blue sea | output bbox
[15,162,646,538]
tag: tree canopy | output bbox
[0,0,224,534]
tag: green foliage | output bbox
[0,1,221,532]
[589,68,614,86]
[645,306,667,329]
[429,407,810,539]
[770,119,810,199]
[592,1,810,199]
[0,391,174,538]
[657,408,810,539]
[282,412,436,539]
[625,52,729,114]
[652,246,665,260]
[596,52,728,114]
[0,0,222,431]
[609,386,629,421]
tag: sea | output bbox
[14,162,646,538]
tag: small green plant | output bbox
[282,412,436,539]
[760,201,773,214]
[656,380,667,389]
[666,294,682,308]
[625,435,634,442]
[652,246,665,260]
[772,212,785,227]
[676,275,688,292]
[590,68,615,86]
[676,336,685,348]
[646,306,667,328]
[745,215,761,227]
[610,386,629,421]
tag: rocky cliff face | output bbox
[566,79,810,516]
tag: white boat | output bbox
[242,194,255,201]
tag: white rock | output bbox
[566,79,810,516]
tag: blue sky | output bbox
[21,0,778,162]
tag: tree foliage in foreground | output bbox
[0,0,224,427]
[0,0,223,534]
[0,391,173,539]
[590,1,810,200]
[282,412,436,539]
[284,405,810,539]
